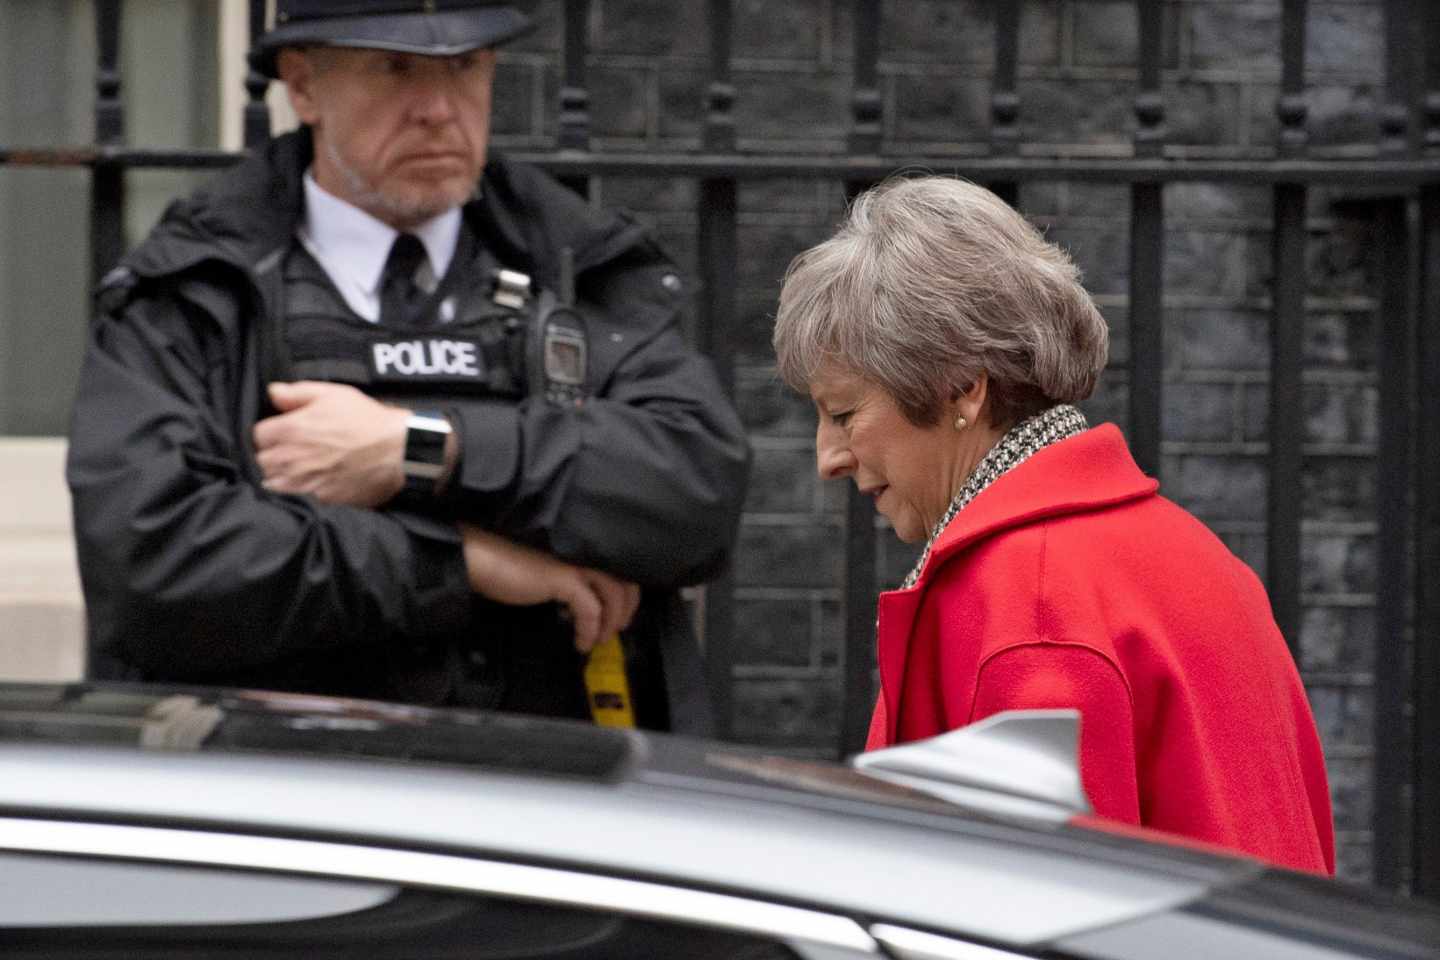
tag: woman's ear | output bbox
[951,372,989,426]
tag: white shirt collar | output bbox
[299,172,462,297]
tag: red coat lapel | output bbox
[870,424,1157,747]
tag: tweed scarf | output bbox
[900,403,1089,590]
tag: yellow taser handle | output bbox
[583,633,636,728]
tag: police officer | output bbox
[65,0,751,733]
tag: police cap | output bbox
[250,0,534,79]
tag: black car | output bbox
[0,682,1435,959]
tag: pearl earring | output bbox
[954,414,968,431]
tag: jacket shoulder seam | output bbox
[970,637,1136,725]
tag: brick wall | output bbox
[493,0,1391,880]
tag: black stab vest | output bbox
[268,226,593,716]
[273,224,530,401]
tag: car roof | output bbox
[0,681,1097,823]
[2,681,1436,957]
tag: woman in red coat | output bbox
[772,176,1334,875]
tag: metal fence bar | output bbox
[839,0,884,759]
[560,0,590,151]
[837,191,877,758]
[1381,0,1415,157]
[557,0,592,197]
[9,146,1440,184]
[1373,194,1414,891]
[1410,0,1440,902]
[1267,0,1308,657]
[1277,0,1308,159]
[90,0,125,285]
[987,0,1020,207]
[849,0,881,156]
[1416,180,1440,902]
[93,2,123,158]
[703,0,735,154]
[244,0,271,148]
[1132,2,1164,160]
[990,0,1019,156]
[697,175,737,740]
[840,474,878,758]
[1374,0,1421,893]
[1267,185,1305,656]
[1429,0,1440,156]
[1127,1,1165,477]
[698,0,738,740]
[1127,189,1162,476]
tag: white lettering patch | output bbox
[370,339,484,381]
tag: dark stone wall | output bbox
[493,0,1391,881]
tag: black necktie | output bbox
[380,233,428,326]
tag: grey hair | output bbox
[772,175,1109,427]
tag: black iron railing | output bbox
[1,0,1437,897]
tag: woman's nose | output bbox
[815,424,854,480]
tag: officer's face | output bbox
[281,46,496,229]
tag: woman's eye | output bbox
[830,410,852,427]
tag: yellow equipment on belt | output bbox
[584,633,636,728]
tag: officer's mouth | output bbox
[398,152,468,171]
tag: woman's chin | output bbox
[885,517,926,544]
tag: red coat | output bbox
[865,424,1335,875]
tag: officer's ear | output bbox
[277,48,322,125]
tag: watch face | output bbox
[404,413,451,483]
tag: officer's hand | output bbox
[461,524,641,653]
[254,381,408,508]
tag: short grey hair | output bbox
[772,175,1109,427]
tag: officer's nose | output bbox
[412,76,459,125]
[815,419,855,481]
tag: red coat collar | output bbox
[922,423,1158,581]
[869,424,1157,748]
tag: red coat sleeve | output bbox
[970,642,1140,825]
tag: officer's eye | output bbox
[449,52,480,73]
[382,54,413,76]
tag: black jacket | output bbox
[66,130,750,733]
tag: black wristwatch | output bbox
[402,409,452,495]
